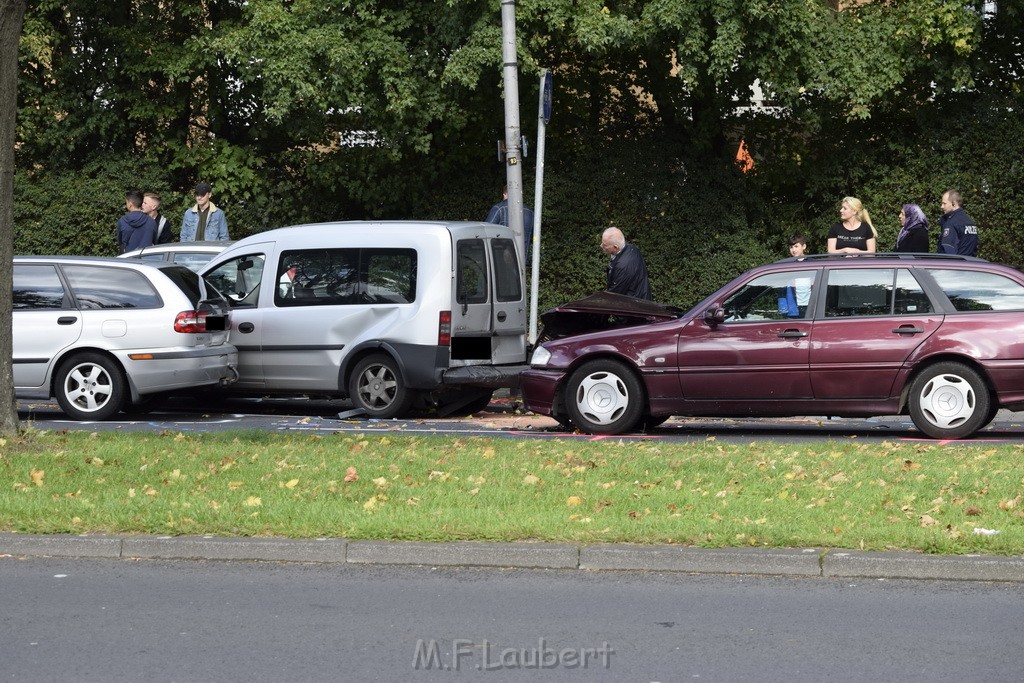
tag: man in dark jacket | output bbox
[143,191,173,244]
[485,184,535,259]
[116,189,158,253]
[937,189,979,256]
[601,227,652,300]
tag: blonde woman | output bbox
[827,197,877,254]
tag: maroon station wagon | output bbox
[521,253,1024,439]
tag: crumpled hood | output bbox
[539,292,684,341]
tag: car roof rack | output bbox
[778,252,985,264]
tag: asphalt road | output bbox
[17,394,1024,444]
[1,557,1021,682]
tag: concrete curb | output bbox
[2,533,1022,582]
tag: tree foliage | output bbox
[11,0,1022,310]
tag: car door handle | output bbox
[497,311,507,322]
[237,322,255,333]
[778,329,808,338]
[892,325,924,335]
[57,316,78,325]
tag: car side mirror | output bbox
[704,305,725,327]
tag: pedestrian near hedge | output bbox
[895,204,930,253]
[937,190,979,256]
[180,181,229,241]
[601,227,652,300]
[788,233,809,258]
[827,196,877,254]
[485,184,535,259]
[116,189,158,253]
[142,192,173,244]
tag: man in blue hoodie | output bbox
[937,189,979,256]
[116,189,158,253]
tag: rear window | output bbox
[492,238,522,302]
[457,240,488,304]
[159,264,226,307]
[62,265,162,309]
[929,269,1024,312]
[13,264,66,310]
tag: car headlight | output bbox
[530,345,552,366]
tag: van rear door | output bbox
[453,230,527,365]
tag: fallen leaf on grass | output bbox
[344,467,359,482]
[523,474,540,485]
[919,514,938,527]
[30,469,44,487]
[567,496,582,507]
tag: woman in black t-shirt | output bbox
[827,196,877,254]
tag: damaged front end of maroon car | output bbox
[537,292,685,342]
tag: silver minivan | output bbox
[201,221,529,417]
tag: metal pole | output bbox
[499,0,525,278]
[530,70,548,345]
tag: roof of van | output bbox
[236,220,509,242]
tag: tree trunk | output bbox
[0,0,26,434]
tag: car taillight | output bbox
[438,310,452,346]
[174,310,209,333]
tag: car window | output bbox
[275,248,416,307]
[893,269,933,314]
[206,254,266,307]
[158,264,227,307]
[62,265,162,309]
[928,268,1024,311]
[173,252,217,272]
[722,270,818,321]
[824,268,895,317]
[13,264,67,310]
[492,238,522,302]
[457,240,488,304]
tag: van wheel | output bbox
[349,354,414,419]
[54,353,126,421]
[564,359,644,435]
[908,362,990,439]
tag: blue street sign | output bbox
[542,71,553,124]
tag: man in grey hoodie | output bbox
[116,189,158,253]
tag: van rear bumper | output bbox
[442,364,532,389]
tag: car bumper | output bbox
[520,368,565,416]
[115,346,239,394]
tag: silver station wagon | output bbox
[13,256,239,420]
[119,240,234,272]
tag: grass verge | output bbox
[0,430,1022,555]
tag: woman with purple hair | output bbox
[895,203,931,252]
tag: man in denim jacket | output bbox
[180,181,229,241]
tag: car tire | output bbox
[908,362,990,440]
[54,353,127,421]
[349,353,414,419]
[564,359,644,435]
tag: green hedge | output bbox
[15,94,1023,316]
